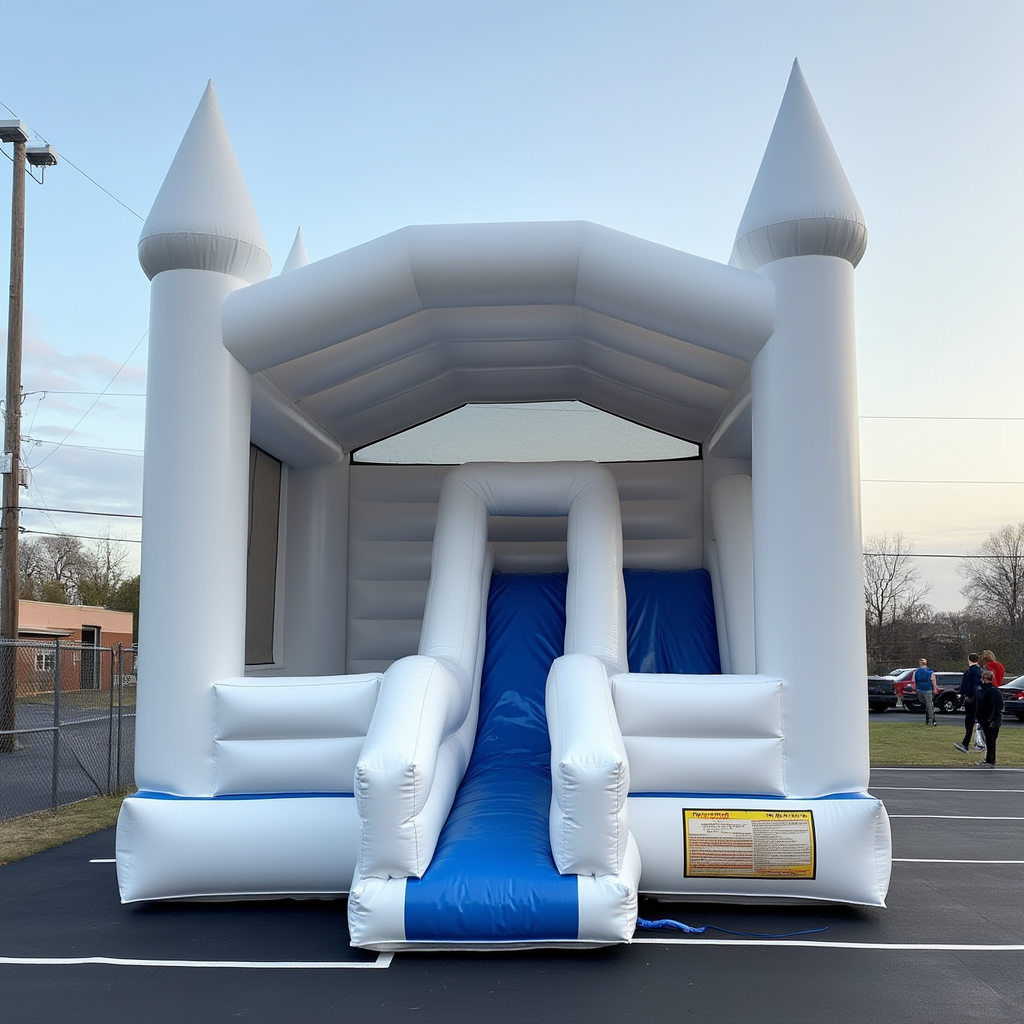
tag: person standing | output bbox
[914,657,938,726]
[975,669,1005,768]
[954,654,983,754]
[981,649,1005,688]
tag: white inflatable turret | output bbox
[139,82,271,284]
[732,60,867,272]
[281,227,310,274]
[135,82,271,795]
[740,60,870,797]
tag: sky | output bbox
[0,0,1021,612]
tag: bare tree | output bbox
[18,529,130,607]
[864,532,931,630]
[958,523,1024,635]
[863,532,933,673]
[18,533,88,603]
[77,529,131,607]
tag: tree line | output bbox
[864,524,1024,677]
[19,531,139,642]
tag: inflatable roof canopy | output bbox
[116,61,890,951]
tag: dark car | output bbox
[997,674,1024,721]
[868,675,898,713]
[902,672,966,714]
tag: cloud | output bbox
[22,338,146,393]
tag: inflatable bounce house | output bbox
[116,61,891,949]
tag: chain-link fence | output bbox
[0,639,136,821]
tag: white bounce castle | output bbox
[116,61,891,950]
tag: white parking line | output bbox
[871,787,1024,793]
[633,938,1024,950]
[89,859,115,864]
[872,767,1024,772]
[0,953,394,969]
[888,815,1024,820]
[894,858,1024,864]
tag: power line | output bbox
[865,552,1012,560]
[20,506,141,520]
[0,98,144,220]
[25,437,143,458]
[25,390,145,398]
[29,329,148,470]
[21,528,140,544]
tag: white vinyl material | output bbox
[350,463,641,947]
[751,256,869,798]
[348,836,643,951]
[221,222,773,452]
[116,794,361,903]
[119,63,891,924]
[629,796,891,907]
[138,84,271,285]
[709,474,756,674]
[354,462,629,882]
[547,655,630,877]
[280,460,352,676]
[135,269,251,797]
[212,675,380,795]
[346,871,408,949]
[345,460,702,673]
[732,62,867,272]
[355,655,480,878]
[612,674,785,796]
[576,835,643,944]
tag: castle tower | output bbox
[735,61,869,797]
[136,83,271,794]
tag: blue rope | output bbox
[636,916,829,939]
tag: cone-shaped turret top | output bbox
[281,227,310,274]
[139,82,271,283]
[732,61,866,271]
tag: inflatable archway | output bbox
[116,61,891,950]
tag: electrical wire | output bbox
[0,98,144,220]
[29,329,148,471]
[20,506,141,519]
[21,528,140,544]
[25,391,145,397]
[865,552,1016,559]
[24,437,144,458]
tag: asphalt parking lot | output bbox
[2,766,1022,1024]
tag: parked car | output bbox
[998,674,1024,721]
[902,672,966,714]
[867,675,898,713]
[885,668,917,701]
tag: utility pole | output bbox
[0,121,56,752]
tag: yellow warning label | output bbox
[683,809,816,880]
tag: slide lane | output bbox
[403,569,721,942]
[405,573,576,942]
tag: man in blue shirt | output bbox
[914,657,938,726]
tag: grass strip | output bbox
[0,792,126,867]
[869,719,1024,767]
